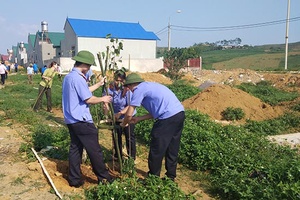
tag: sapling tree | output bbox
[96,34,125,173]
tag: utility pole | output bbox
[284,0,290,70]
[168,17,171,51]
[168,10,181,51]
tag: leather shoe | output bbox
[69,180,84,188]
[99,177,115,185]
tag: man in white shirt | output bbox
[0,62,8,85]
[27,64,34,84]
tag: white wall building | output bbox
[16,42,28,66]
[60,18,162,72]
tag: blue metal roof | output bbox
[66,18,159,41]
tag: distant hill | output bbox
[207,42,300,71]
[157,41,300,71]
[258,41,300,51]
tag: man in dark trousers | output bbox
[121,73,185,181]
[62,50,113,187]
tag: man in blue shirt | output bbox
[32,62,38,74]
[121,73,185,181]
[41,65,47,75]
[62,50,113,187]
[14,63,18,72]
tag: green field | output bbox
[201,43,300,71]
[158,42,300,71]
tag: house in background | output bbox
[27,34,36,64]
[60,18,162,72]
[26,21,65,68]
[1,54,9,63]
[16,42,28,67]
[10,46,17,64]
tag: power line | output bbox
[156,27,168,35]
[156,29,168,36]
[156,16,300,33]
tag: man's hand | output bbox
[130,116,140,124]
[97,75,106,86]
[101,95,112,103]
[114,112,122,120]
[120,121,129,127]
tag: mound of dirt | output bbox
[137,72,172,85]
[262,72,300,92]
[93,71,173,85]
[182,84,284,123]
[182,68,264,87]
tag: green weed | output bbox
[236,81,299,106]
[85,175,195,200]
[11,176,26,186]
[0,173,6,179]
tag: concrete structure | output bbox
[27,34,36,64]
[9,46,18,64]
[26,21,65,68]
[16,42,28,67]
[59,18,162,72]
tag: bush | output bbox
[180,110,300,199]
[166,80,201,102]
[236,81,299,106]
[32,126,70,160]
[221,107,245,121]
[85,174,195,200]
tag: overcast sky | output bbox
[0,0,299,54]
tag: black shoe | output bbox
[69,180,84,188]
[137,178,146,185]
[162,177,175,182]
[99,177,115,185]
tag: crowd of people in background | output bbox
[3,61,65,85]
[0,61,64,85]
[0,61,20,85]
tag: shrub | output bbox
[244,113,300,136]
[236,81,299,106]
[166,80,201,102]
[32,126,70,160]
[85,174,195,200]
[221,107,245,121]
[180,110,300,199]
